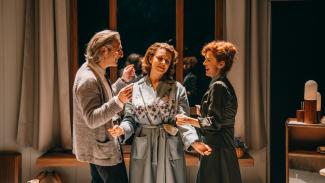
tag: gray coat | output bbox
[120,76,199,183]
[72,62,127,166]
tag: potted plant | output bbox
[234,137,248,158]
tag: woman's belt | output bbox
[140,124,178,136]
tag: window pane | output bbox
[117,0,176,69]
[184,0,215,105]
[78,0,109,66]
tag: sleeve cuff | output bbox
[114,96,124,108]
[184,137,199,151]
[198,117,212,128]
[180,126,199,151]
[187,139,201,151]
[120,122,134,141]
[119,77,129,84]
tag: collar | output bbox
[209,74,226,86]
[87,61,106,77]
[141,75,174,86]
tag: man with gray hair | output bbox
[73,30,134,183]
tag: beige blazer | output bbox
[72,62,127,166]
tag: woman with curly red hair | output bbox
[176,41,242,183]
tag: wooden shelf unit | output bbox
[285,118,325,183]
[0,152,21,183]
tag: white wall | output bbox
[0,0,266,182]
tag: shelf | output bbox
[288,150,325,172]
[287,122,325,128]
[289,150,325,159]
[237,153,255,167]
[36,145,254,168]
[287,120,325,151]
[36,150,87,167]
[0,152,21,183]
[286,118,325,183]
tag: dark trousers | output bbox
[90,162,128,183]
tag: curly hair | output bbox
[142,42,178,81]
[201,41,237,74]
[85,30,120,64]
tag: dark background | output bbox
[78,0,325,182]
[77,0,109,67]
[77,0,214,103]
[271,0,324,182]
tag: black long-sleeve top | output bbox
[197,74,238,148]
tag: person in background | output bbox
[139,56,148,78]
[183,56,199,106]
[116,53,145,128]
[176,41,242,183]
[119,53,143,82]
[73,30,135,183]
[108,42,211,183]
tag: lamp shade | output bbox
[304,80,317,100]
[317,92,321,111]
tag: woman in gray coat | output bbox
[109,42,211,183]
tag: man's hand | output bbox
[108,125,125,138]
[191,141,212,156]
[117,83,133,103]
[175,114,200,128]
[121,64,135,82]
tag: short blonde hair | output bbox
[85,30,120,64]
[201,41,237,74]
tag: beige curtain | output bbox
[17,0,71,151]
[225,0,269,150]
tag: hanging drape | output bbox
[225,0,269,150]
[17,0,71,151]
